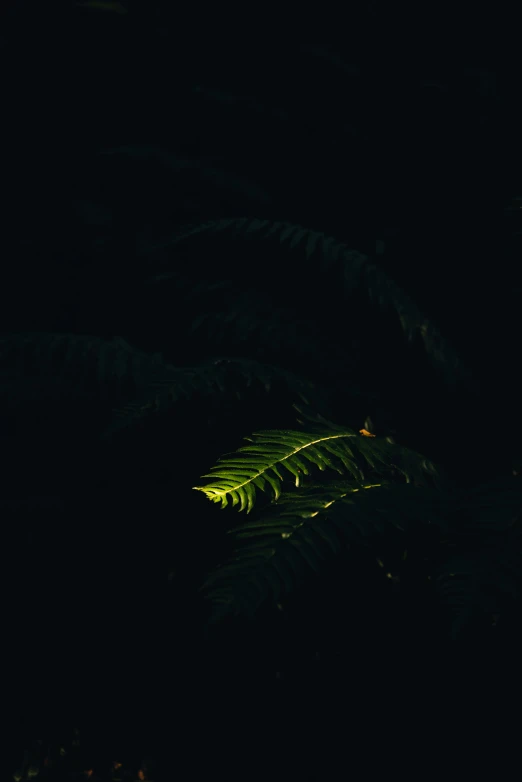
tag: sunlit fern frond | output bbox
[200,481,448,623]
[143,217,468,385]
[294,405,445,487]
[194,408,443,514]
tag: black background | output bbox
[2,1,522,778]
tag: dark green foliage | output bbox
[3,7,522,774]
[3,213,521,646]
[0,331,321,439]
[194,406,442,512]
[195,407,522,635]
[199,480,449,623]
[144,216,469,386]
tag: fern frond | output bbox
[0,332,172,408]
[145,272,353,375]
[275,480,449,534]
[294,405,445,487]
[103,356,324,438]
[188,290,327,360]
[452,475,522,533]
[200,481,447,622]
[98,145,272,207]
[194,411,443,513]
[432,477,522,638]
[0,333,322,439]
[144,217,468,384]
[433,534,522,640]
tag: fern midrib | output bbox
[208,432,358,497]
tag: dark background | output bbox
[2,1,521,778]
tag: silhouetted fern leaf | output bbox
[434,534,522,640]
[0,332,171,408]
[144,217,468,384]
[451,475,522,534]
[103,356,323,438]
[0,333,320,440]
[433,476,522,638]
[200,481,447,622]
[145,271,349,373]
[99,145,272,208]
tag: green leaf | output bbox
[151,216,470,386]
[200,481,447,623]
[195,412,443,513]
